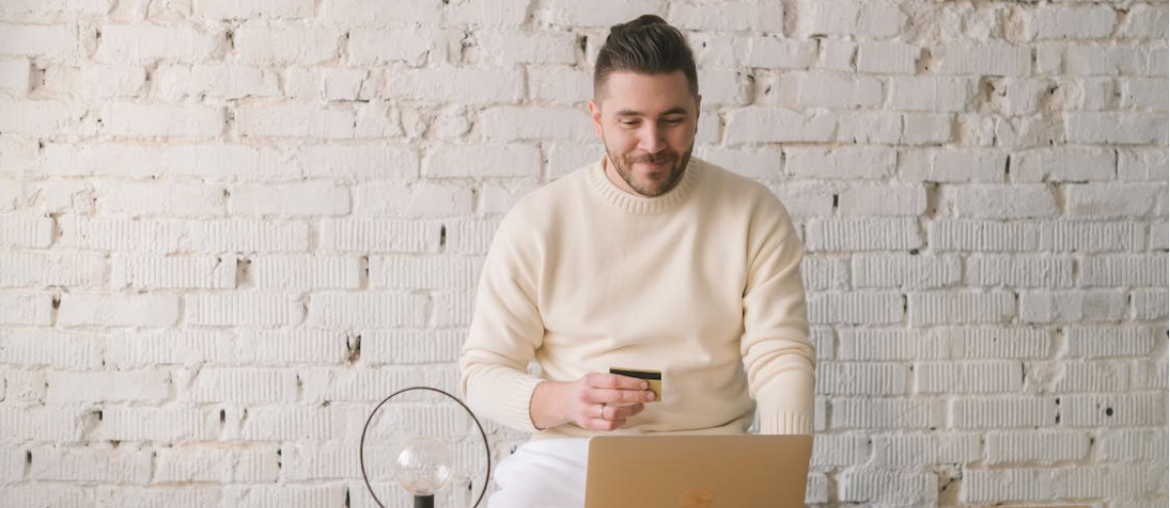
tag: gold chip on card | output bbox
[610,368,662,402]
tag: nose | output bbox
[637,123,666,154]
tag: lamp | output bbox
[360,386,491,508]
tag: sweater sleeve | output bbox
[459,214,547,434]
[740,203,816,435]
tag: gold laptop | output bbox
[584,435,813,508]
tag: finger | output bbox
[586,417,625,431]
[585,373,649,391]
[608,403,645,420]
[588,388,655,404]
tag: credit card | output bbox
[610,368,662,403]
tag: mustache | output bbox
[631,153,674,164]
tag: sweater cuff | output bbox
[495,375,546,433]
[759,410,814,435]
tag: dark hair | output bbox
[593,14,699,99]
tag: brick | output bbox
[100,103,224,139]
[445,0,529,27]
[815,361,908,395]
[222,485,346,508]
[0,331,102,369]
[324,0,440,26]
[529,67,592,104]
[890,77,974,112]
[1063,393,1166,427]
[234,27,340,65]
[0,445,21,483]
[1099,429,1169,463]
[423,144,541,178]
[768,182,835,216]
[852,254,959,290]
[40,143,288,180]
[831,398,945,430]
[933,43,1030,76]
[1119,78,1169,111]
[96,487,220,508]
[0,253,105,288]
[909,291,1015,326]
[196,0,312,18]
[237,330,350,366]
[667,2,783,31]
[951,397,1059,429]
[838,327,1050,361]
[726,107,837,144]
[1066,326,1163,358]
[1027,6,1116,40]
[284,67,370,102]
[1080,254,1167,287]
[795,0,904,38]
[48,371,169,404]
[966,254,1074,288]
[1065,45,1155,76]
[809,434,868,468]
[988,78,1050,116]
[236,104,354,139]
[786,146,896,180]
[546,0,664,27]
[840,185,927,217]
[1132,288,1168,320]
[0,215,50,248]
[1019,290,1128,323]
[963,466,1159,503]
[369,255,482,290]
[743,37,818,69]
[832,111,898,145]
[156,445,278,483]
[389,68,523,104]
[299,366,460,404]
[0,23,80,60]
[901,149,1006,183]
[188,368,296,404]
[306,292,427,328]
[93,180,224,216]
[433,289,474,327]
[776,73,883,109]
[480,107,593,142]
[77,63,146,98]
[870,433,980,468]
[105,330,231,368]
[58,294,179,328]
[1012,147,1115,182]
[696,70,748,107]
[95,408,220,442]
[471,32,575,65]
[229,182,350,216]
[58,217,310,253]
[856,42,919,75]
[1130,359,1168,390]
[0,59,30,92]
[0,293,52,326]
[251,255,360,290]
[808,291,903,325]
[30,445,151,484]
[1,0,111,20]
[1067,183,1168,218]
[1052,361,1129,393]
[801,256,848,291]
[187,293,303,327]
[153,64,279,101]
[95,24,222,63]
[349,29,442,66]
[806,218,920,252]
[1066,112,1168,145]
[840,470,938,506]
[319,219,440,253]
[1150,221,1168,251]
[110,255,234,290]
[361,329,465,365]
[916,361,1023,394]
[3,369,46,403]
[1121,4,1169,39]
[480,182,540,215]
[300,145,418,181]
[816,40,855,72]
[0,407,92,441]
[0,99,85,135]
[928,220,1142,253]
[901,113,953,146]
[986,430,1090,465]
[443,218,500,255]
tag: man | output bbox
[460,14,814,506]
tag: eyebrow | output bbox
[615,107,689,117]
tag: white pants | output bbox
[488,438,590,508]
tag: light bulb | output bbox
[395,435,453,497]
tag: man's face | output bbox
[589,71,701,197]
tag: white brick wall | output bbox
[0,1,1165,507]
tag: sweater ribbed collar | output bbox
[586,155,704,215]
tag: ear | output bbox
[588,99,604,139]
[694,94,702,131]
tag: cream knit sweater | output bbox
[460,156,815,439]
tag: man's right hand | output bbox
[529,372,657,431]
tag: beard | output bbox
[604,145,694,198]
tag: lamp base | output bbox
[414,495,435,508]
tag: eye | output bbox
[661,117,685,124]
[619,119,640,127]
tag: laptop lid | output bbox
[584,435,813,508]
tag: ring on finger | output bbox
[598,403,606,419]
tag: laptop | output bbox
[584,435,813,508]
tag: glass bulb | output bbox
[395,436,453,496]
